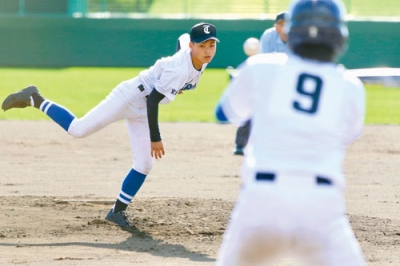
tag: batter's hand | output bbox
[151,141,165,159]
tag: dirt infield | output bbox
[0,121,399,265]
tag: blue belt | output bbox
[255,172,332,185]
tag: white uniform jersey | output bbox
[219,53,365,188]
[139,48,207,104]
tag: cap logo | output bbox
[309,26,318,38]
[190,22,219,43]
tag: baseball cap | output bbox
[275,11,288,22]
[190,22,219,43]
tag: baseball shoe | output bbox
[2,85,39,111]
[233,145,244,156]
[105,209,133,229]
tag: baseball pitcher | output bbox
[2,22,219,231]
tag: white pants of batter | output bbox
[216,172,366,266]
[66,76,153,175]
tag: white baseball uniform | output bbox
[1,22,218,227]
[66,48,207,174]
[216,52,366,265]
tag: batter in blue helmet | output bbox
[215,0,366,265]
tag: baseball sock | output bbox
[113,168,147,213]
[37,100,76,131]
[32,93,75,131]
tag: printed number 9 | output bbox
[293,73,322,114]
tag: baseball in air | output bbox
[243,37,260,56]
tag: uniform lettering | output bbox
[293,73,322,114]
[180,83,197,91]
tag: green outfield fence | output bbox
[0,0,399,69]
[0,0,399,19]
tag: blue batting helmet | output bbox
[285,0,348,55]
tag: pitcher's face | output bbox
[190,40,217,70]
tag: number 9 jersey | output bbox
[216,52,365,189]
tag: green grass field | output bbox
[93,0,400,17]
[0,67,399,124]
[157,0,400,17]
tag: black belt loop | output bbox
[255,172,276,182]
